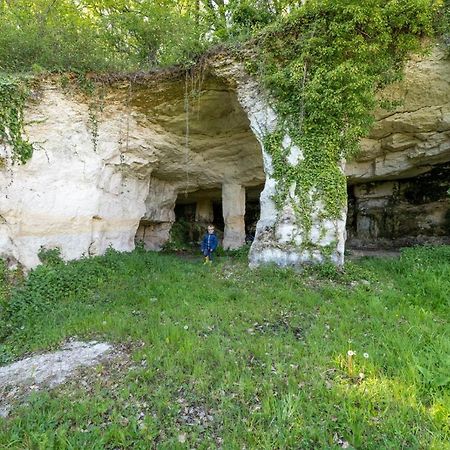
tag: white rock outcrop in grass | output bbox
[0,341,113,418]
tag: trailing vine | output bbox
[251,1,442,240]
[0,75,33,164]
[75,74,105,154]
[183,61,207,198]
[88,105,100,153]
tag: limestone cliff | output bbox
[0,48,449,268]
[347,48,450,247]
[347,48,450,183]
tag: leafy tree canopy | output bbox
[0,0,305,73]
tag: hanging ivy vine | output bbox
[0,75,33,164]
[251,0,442,237]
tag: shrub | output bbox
[0,250,124,343]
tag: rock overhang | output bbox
[0,47,449,268]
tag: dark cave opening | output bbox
[170,185,263,249]
[346,162,450,249]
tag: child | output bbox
[201,224,218,264]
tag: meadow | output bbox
[0,246,449,449]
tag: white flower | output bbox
[347,350,355,357]
[183,325,189,330]
[363,353,369,359]
[359,372,365,379]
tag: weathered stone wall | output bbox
[345,48,450,249]
[0,87,150,268]
[211,56,347,267]
[347,48,450,183]
[0,75,265,268]
[0,48,449,268]
[347,163,450,248]
[135,178,177,251]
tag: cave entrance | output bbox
[170,185,263,250]
[346,162,450,250]
[131,73,266,253]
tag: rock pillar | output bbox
[222,183,246,250]
[195,199,214,223]
[136,178,177,251]
[211,60,346,267]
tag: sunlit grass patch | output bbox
[0,246,449,448]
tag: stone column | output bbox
[222,183,246,250]
[137,178,177,250]
[195,199,214,223]
[211,60,346,267]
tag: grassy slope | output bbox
[0,247,449,449]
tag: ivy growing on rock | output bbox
[253,0,444,236]
[0,0,447,177]
[0,75,33,164]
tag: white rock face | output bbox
[0,76,265,268]
[346,49,450,182]
[0,48,448,269]
[211,56,346,266]
[0,87,150,268]
[135,179,177,250]
[222,183,246,250]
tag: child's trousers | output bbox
[203,249,213,261]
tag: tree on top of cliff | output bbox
[3,0,445,75]
[0,0,295,73]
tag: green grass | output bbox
[0,246,449,449]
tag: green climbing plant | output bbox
[253,0,443,239]
[0,74,33,164]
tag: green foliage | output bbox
[93,1,205,69]
[303,259,377,284]
[168,219,193,249]
[37,247,64,266]
[435,0,450,53]
[375,245,450,311]
[0,74,33,163]
[0,248,123,343]
[255,0,441,239]
[0,259,8,304]
[0,0,447,75]
[0,0,207,73]
[163,218,203,251]
[0,0,125,73]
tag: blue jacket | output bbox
[201,233,218,252]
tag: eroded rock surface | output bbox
[347,162,450,248]
[0,74,265,268]
[0,341,113,418]
[0,47,449,268]
[347,48,450,183]
[211,56,346,266]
